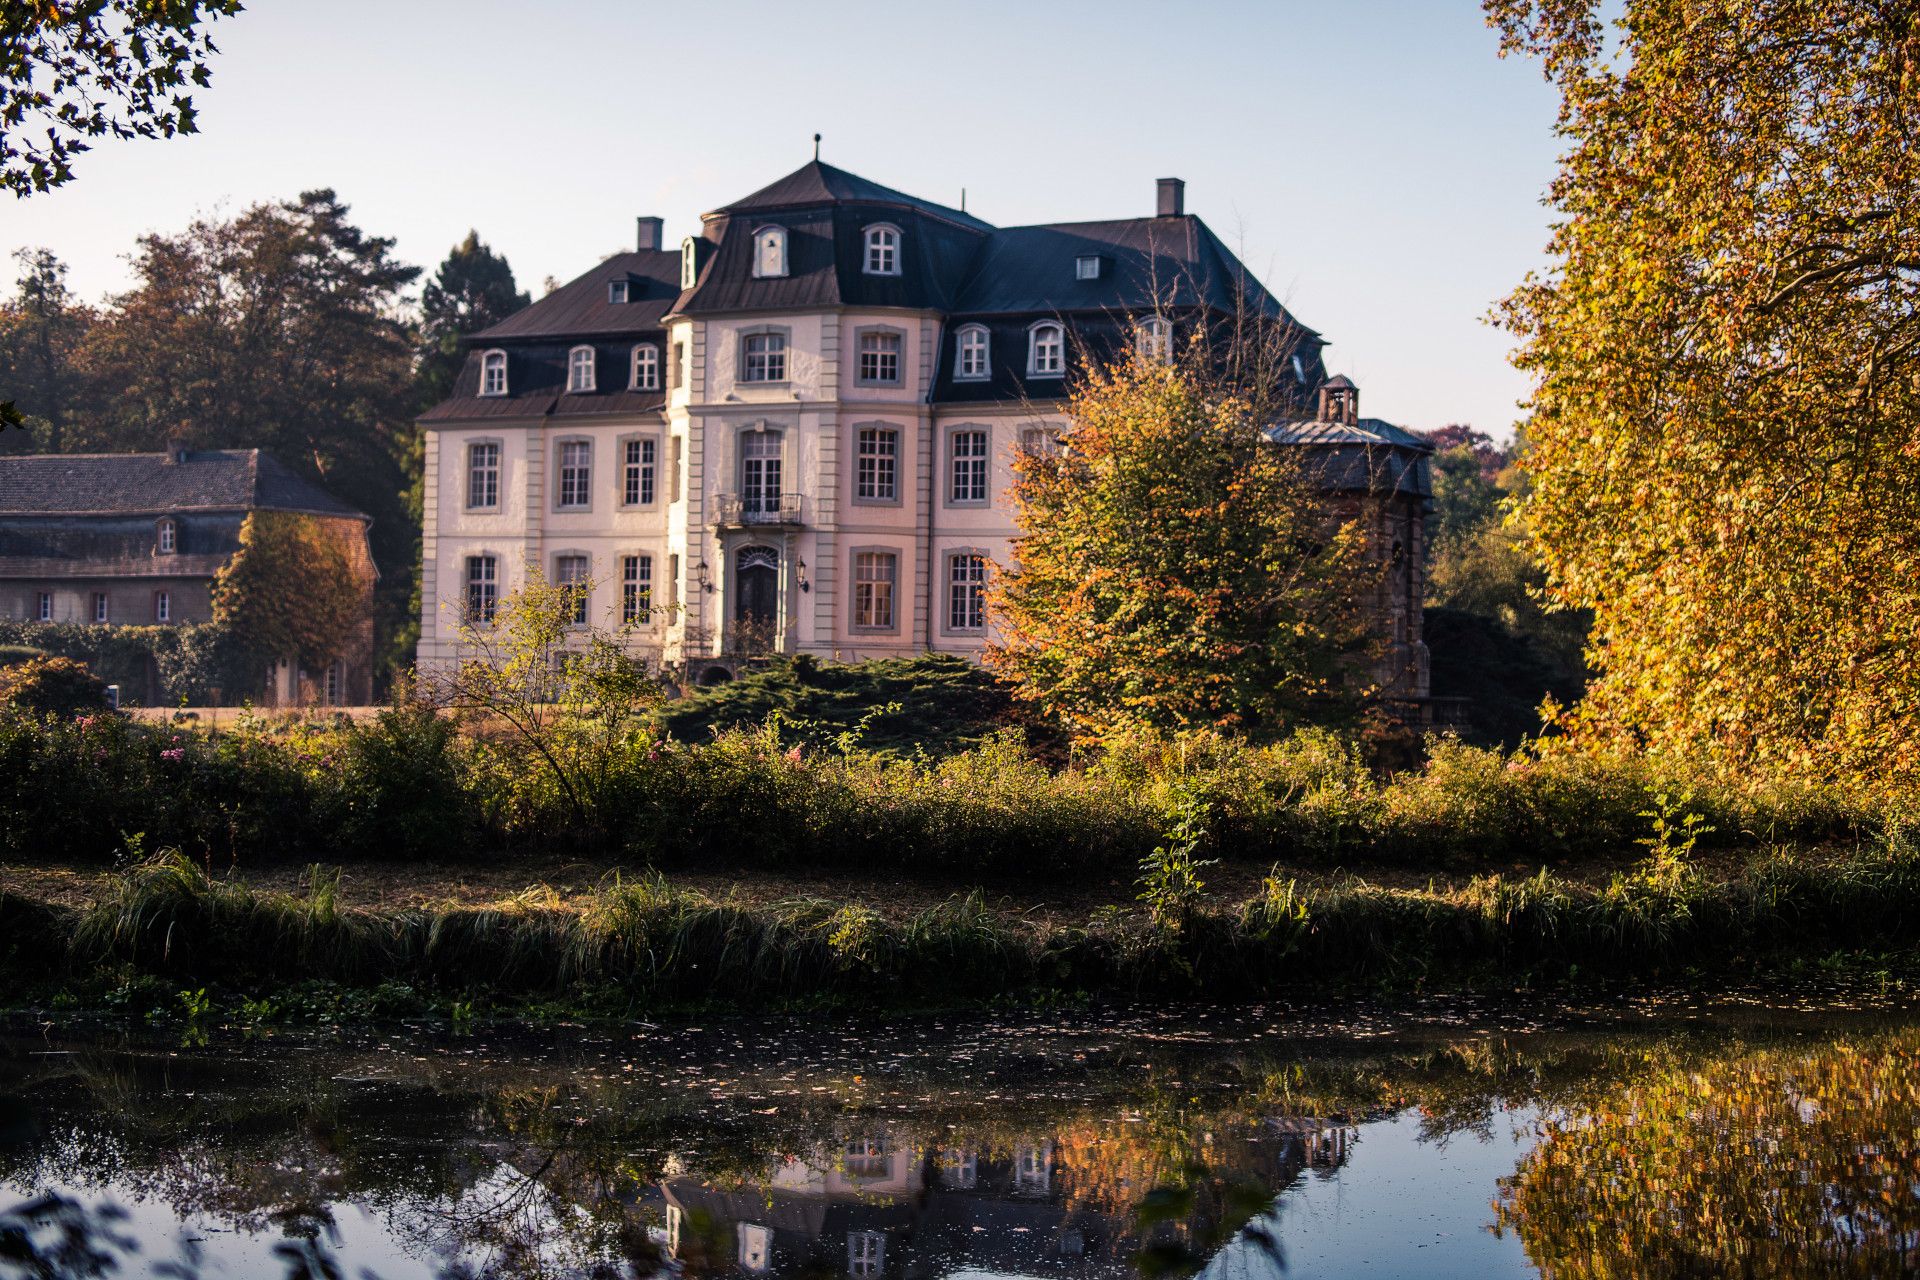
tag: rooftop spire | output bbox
[813,133,821,161]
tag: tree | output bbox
[1488,0,1920,781]
[0,248,94,453]
[210,510,367,676]
[0,1,242,196]
[987,347,1376,743]
[415,231,530,408]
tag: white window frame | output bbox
[738,1224,772,1274]
[955,324,990,381]
[630,343,660,391]
[948,427,989,506]
[622,553,653,625]
[479,348,508,396]
[91,592,108,624]
[946,552,988,633]
[555,438,593,511]
[1136,315,1172,363]
[863,223,901,276]
[465,554,499,623]
[567,345,597,393]
[553,552,592,627]
[680,237,700,290]
[621,435,658,506]
[741,329,789,383]
[1028,322,1065,378]
[1075,254,1102,280]
[752,225,788,279]
[466,439,501,510]
[155,517,177,555]
[850,549,898,633]
[854,425,900,504]
[608,279,629,304]
[848,1231,885,1279]
[35,591,51,622]
[153,589,170,623]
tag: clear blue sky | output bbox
[2,0,1562,439]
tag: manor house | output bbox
[416,161,1431,697]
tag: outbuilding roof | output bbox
[0,449,367,519]
[1265,416,1434,504]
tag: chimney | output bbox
[163,429,190,464]
[1156,177,1185,218]
[635,216,665,252]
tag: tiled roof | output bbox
[0,450,366,518]
[474,250,680,341]
[1266,416,1434,502]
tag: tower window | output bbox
[753,226,788,278]
[567,345,597,393]
[864,224,901,276]
[956,325,990,380]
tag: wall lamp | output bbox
[695,560,712,593]
[797,559,811,593]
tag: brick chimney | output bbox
[635,217,664,252]
[1156,177,1185,217]
[163,428,190,464]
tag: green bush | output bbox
[0,656,110,717]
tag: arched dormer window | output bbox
[680,237,700,290]
[630,343,660,391]
[480,349,508,396]
[863,224,901,276]
[1027,322,1065,378]
[955,324,990,381]
[156,517,178,556]
[752,226,788,279]
[1135,316,1172,363]
[567,345,597,393]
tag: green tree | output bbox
[415,231,530,408]
[1488,0,1920,781]
[0,248,94,453]
[210,510,366,676]
[987,348,1375,742]
[0,0,241,196]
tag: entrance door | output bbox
[734,545,778,651]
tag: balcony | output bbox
[713,492,803,528]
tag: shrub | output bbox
[0,656,110,717]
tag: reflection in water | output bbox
[0,1009,1915,1278]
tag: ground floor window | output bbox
[91,592,108,624]
[465,555,498,623]
[35,591,50,621]
[153,590,170,623]
[555,554,591,626]
[847,1232,885,1278]
[852,551,896,630]
[947,553,986,631]
[622,554,652,624]
[324,660,345,705]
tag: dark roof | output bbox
[474,250,680,341]
[1266,416,1434,504]
[419,340,669,425]
[723,160,993,232]
[0,450,367,519]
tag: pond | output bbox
[1,996,1916,1278]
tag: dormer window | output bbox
[608,279,629,304]
[156,517,177,555]
[1027,322,1065,378]
[956,324,990,381]
[630,343,660,391]
[1136,316,1172,363]
[863,224,901,276]
[568,345,597,393]
[753,226,788,279]
[480,349,508,396]
[681,237,700,290]
[1075,255,1102,281]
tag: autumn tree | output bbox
[415,231,530,408]
[987,345,1375,742]
[1489,0,1920,780]
[210,510,367,675]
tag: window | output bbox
[741,431,782,515]
[742,331,787,383]
[567,345,597,393]
[847,1232,885,1279]
[556,440,592,509]
[630,343,660,390]
[156,517,177,555]
[467,441,500,509]
[670,340,685,391]
[680,237,700,290]
[940,1150,978,1190]
[153,590,170,623]
[863,224,900,276]
[855,427,898,502]
[1020,426,1061,456]
[622,554,652,624]
[623,437,656,505]
[480,349,508,396]
[858,330,902,386]
[752,225,788,278]
[91,592,108,624]
[324,661,344,705]
[608,279,629,304]
[843,1137,891,1179]
[950,429,988,503]
[555,554,590,626]
[738,1224,772,1274]
[1075,254,1102,280]
[852,551,897,630]
[1016,1143,1052,1193]
[34,591,51,622]
[1136,315,1172,363]
[948,553,986,631]
[956,325,990,380]
[465,555,498,622]
[1028,322,1065,377]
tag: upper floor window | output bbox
[155,517,177,555]
[956,325,990,380]
[950,429,988,504]
[556,439,592,509]
[1028,322,1065,378]
[465,554,498,623]
[1136,316,1172,363]
[742,331,787,383]
[630,343,660,391]
[466,441,500,509]
[680,237,700,290]
[1020,425,1061,457]
[567,345,597,393]
[608,279,629,304]
[752,226,788,278]
[856,426,898,502]
[623,437,656,505]
[480,349,508,396]
[848,1232,886,1280]
[863,224,900,276]
[857,331,901,386]
[740,431,783,514]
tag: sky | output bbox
[1,0,1565,439]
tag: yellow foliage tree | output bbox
[210,510,363,671]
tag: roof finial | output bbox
[813,133,821,161]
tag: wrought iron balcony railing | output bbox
[713,492,803,527]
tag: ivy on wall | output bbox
[210,511,367,672]
[0,620,248,705]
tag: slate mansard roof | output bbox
[0,450,367,519]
